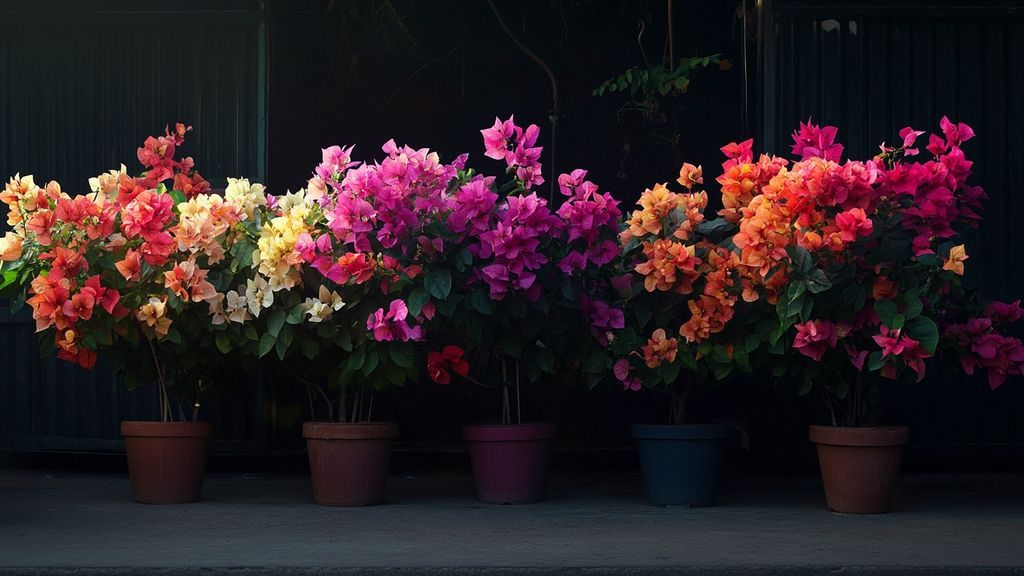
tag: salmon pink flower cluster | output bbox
[1,125,268,373]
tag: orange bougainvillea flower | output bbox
[115,249,142,282]
[164,258,217,303]
[27,275,72,332]
[137,296,172,338]
[624,183,682,240]
[943,244,968,275]
[0,232,23,261]
[642,328,679,368]
[677,163,703,190]
[679,295,736,344]
[635,238,702,294]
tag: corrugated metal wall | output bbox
[761,1,1024,446]
[0,0,268,453]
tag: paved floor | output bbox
[0,469,1023,575]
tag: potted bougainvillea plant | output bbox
[0,125,263,503]
[247,142,453,506]
[733,119,1024,513]
[605,151,787,506]
[412,116,623,504]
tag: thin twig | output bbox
[515,360,521,425]
[484,0,559,111]
[384,44,463,106]
[147,338,170,423]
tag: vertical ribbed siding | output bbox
[764,2,1024,446]
[0,1,267,453]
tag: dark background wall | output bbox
[1,0,1021,469]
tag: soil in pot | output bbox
[303,421,399,506]
[809,425,909,514]
[631,424,733,507]
[121,420,213,504]
[462,423,556,504]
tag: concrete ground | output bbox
[0,469,1023,575]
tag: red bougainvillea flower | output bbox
[872,326,931,382]
[427,345,470,385]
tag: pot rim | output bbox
[630,423,734,440]
[302,421,399,440]
[120,420,213,438]
[462,422,556,442]
[808,424,910,447]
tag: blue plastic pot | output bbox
[631,424,733,507]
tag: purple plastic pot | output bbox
[462,423,556,504]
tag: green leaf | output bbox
[407,289,430,317]
[469,289,494,315]
[169,189,187,206]
[244,323,259,342]
[502,338,523,358]
[302,339,319,360]
[905,316,939,353]
[389,342,415,368]
[536,350,554,374]
[797,377,814,396]
[258,331,276,358]
[890,313,906,331]
[583,349,608,374]
[633,298,653,329]
[424,269,452,300]
[903,293,923,320]
[215,333,231,354]
[875,299,899,328]
[805,269,832,293]
[0,270,18,291]
[362,350,380,377]
[348,346,366,371]
[267,308,286,338]
[275,326,294,360]
[868,351,886,371]
[660,358,683,384]
[286,304,304,325]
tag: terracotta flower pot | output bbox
[632,424,733,507]
[462,423,556,504]
[121,420,213,504]
[303,421,398,506]
[809,425,910,514]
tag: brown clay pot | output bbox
[121,420,213,504]
[809,425,909,514]
[303,421,398,506]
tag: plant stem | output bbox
[515,360,522,425]
[147,338,170,423]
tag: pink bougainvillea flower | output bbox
[985,300,1024,325]
[792,319,838,362]
[898,126,925,156]
[790,119,843,162]
[613,358,642,392]
[835,207,874,243]
[480,116,518,161]
[367,299,422,342]
[315,145,359,187]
